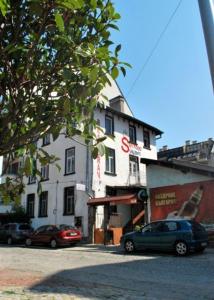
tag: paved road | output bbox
[0,244,214,299]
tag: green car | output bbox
[120,219,208,256]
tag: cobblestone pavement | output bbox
[0,244,214,300]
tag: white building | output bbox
[1,80,162,238]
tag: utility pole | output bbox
[198,0,214,92]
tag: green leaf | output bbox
[113,13,121,20]
[55,13,65,32]
[120,66,126,77]
[122,62,132,68]
[115,44,121,56]
[108,24,119,31]
[90,0,97,8]
[96,136,107,144]
[52,129,60,141]
[97,143,105,156]
[64,98,70,114]
[90,68,98,83]
[111,67,119,79]
[24,156,32,176]
[92,147,99,159]
[0,0,9,16]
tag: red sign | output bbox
[121,136,142,156]
[150,180,214,223]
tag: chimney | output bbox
[109,96,125,113]
[192,140,197,144]
[163,145,168,151]
[185,140,190,146]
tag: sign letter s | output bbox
[121,136,129,153]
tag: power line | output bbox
[127,0,183,96]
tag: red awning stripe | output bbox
[87,193,138,206]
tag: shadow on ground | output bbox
[27,247,214,300]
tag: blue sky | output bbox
[112,0,214,149]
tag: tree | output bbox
[0,0,129,202]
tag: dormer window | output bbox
[105,115,114,135]
[129,125,136,144]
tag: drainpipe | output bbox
[198,0,214,91]
[54,180,59,225]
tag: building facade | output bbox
[158,138,214,166]
[1,80,162,237]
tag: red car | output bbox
[25,224,82,248]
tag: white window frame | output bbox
[105,115,114,135]
[105,148,116,174]
[129,155,139,176]
[41,165,49,180]
[65,148,75,174]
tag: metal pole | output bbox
[198,0,214,92]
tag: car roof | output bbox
[149,219,192,223]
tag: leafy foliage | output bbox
[0,0,128,202]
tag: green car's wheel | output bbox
[175,241,188,256]
[124,240,135,253]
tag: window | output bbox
[129,125,136,144]
[105,147,116,174]
[105,115,114,135]
[143,130,150,149]
[163,221,178,232]
[64,187,75,215]
[142,222,162,233]
[8,162,19,175]
[38,191,48,217]
[28,175,36,184]
[65,148,75,175]
[129,155,139,175]
[27,194,35,218]
[42,134,50,146]
[41,165,49,181]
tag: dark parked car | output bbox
[120,219,208,256]
[0,223,33,245]
[25,224,82,248]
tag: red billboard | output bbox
[150,180,214,224]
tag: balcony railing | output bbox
[127,171,147,186]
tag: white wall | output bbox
[20,133,90,236]
[146,165,212,189]
[92,108,158,197]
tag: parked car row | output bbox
[0,219,209,255]
[0,223,82,248]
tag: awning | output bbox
[87,193,138,206]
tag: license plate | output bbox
[70,232,77,236]
[201,242,207,247]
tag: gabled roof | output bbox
[97,103,163,136]
[141,158,214,178]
